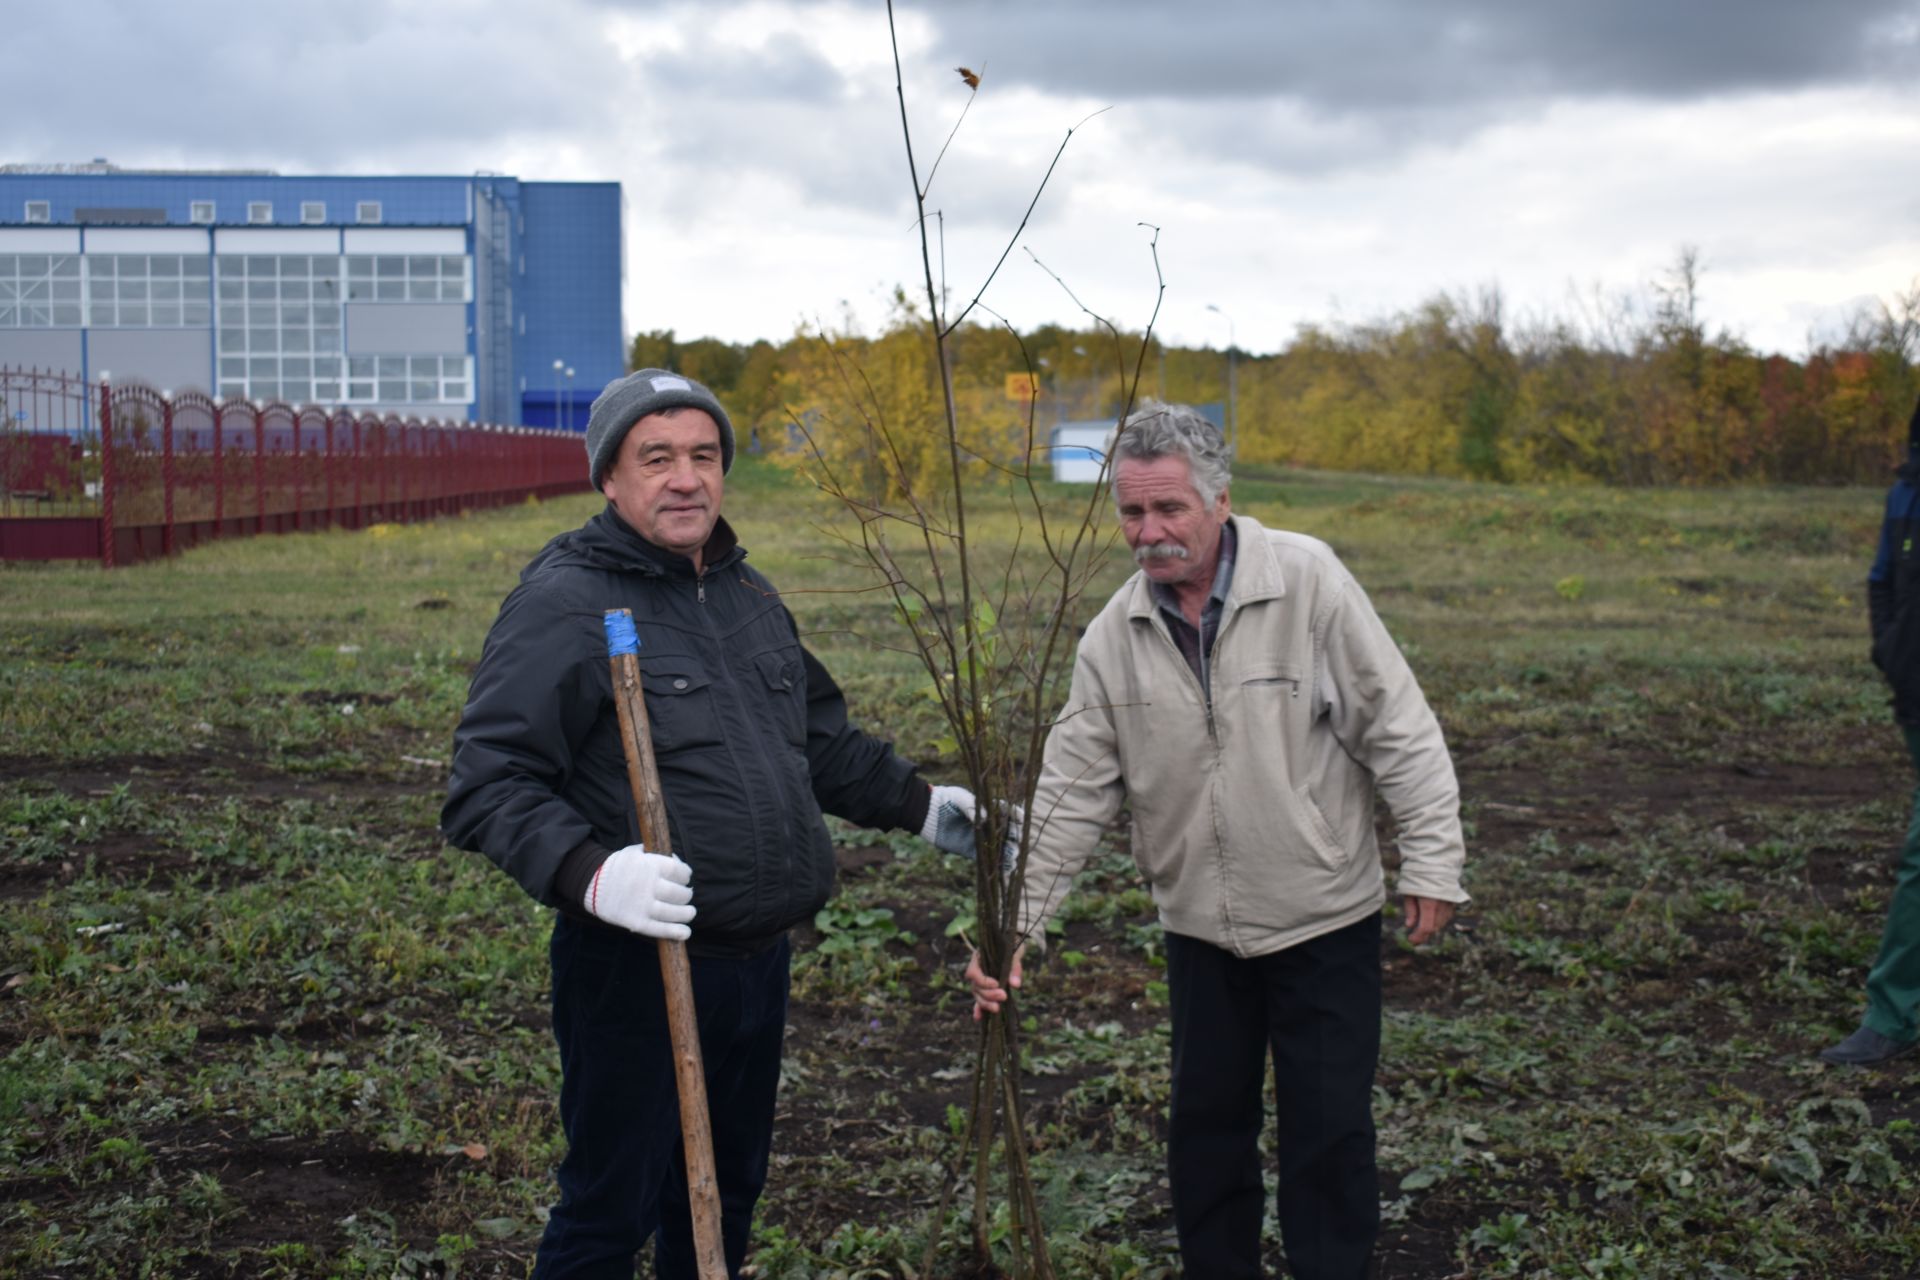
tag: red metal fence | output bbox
[1,368,589,566]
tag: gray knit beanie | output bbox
[585,369,735,487]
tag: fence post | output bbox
[162,393,176,558]
[290,407,303,532]
[254,408,266,535]
[324,411,336,528]
[212,400,225,536]
[97,379,115,569]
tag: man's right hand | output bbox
[586,845,696,940]
[964,945,1025,1021]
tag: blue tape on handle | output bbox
[603,609,640,657]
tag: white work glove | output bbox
[585,844,696,941]
[920,787,1025,872]
[921,785,980,858]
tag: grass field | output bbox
[2,457,1916,1278]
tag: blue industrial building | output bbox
[0,162,623,428]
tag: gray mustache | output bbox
[1134,543,1190,565]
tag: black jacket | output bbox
[1871,460,1920,726]
[442,507,928,952]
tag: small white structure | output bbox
[1047,420,1114,484]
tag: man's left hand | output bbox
[1402,895,1455,946]
[920,785,1027,872]
[922,785,979,857]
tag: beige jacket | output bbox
[1019,515,1466,957]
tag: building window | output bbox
[84,254,212,328]
[213,253,345,402]
[190,201,215,224]
[300,201,326,224]
[344,354,469,405]
[356,201,382,225]
[443,356,471,402]
[0,253,82,326]
[23,201,51,224]
[344,254,469,302]
[247,202,273,225]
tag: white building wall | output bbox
[1049,424,1113,483]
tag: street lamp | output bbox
[1205,303,1237,451]
[551,358,565,429]
[564,367,576,431]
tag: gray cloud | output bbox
[924,0,1920,109]
[1,0,626,172]
[7,0,1912,355]
[625,28,1084,230]
[24,2,1908,205]
[625,38,908,216]
[642,37,853,105]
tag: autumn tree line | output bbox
[632,259,1920,491]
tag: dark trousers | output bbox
[1165,916,1382,1280]
[1864,726,1920,1042]
[533,919,791,1280]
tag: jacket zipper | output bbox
[696,567,793,916]
[1200,600,1240,744]
[1202,674,1216,743]
[1154,612,1218,745]
[1201,602,1230,944]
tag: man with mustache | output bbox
[443,369,980,1278]
[968,401,1467,1280]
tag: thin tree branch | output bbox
[940,107,1112,338]
[922,67,983,202]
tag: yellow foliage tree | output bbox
[772,305,1032,505]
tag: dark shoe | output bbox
[1820,1027,1917,1066]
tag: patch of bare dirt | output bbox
[1461,755,1896,837]
[0,750,439,803]
[0,1125,482,1277]
[0,832,260,902]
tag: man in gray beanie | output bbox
[444,368,982,1277]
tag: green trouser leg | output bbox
[1863,726,1920,1043]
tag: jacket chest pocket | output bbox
[1227,659,1313,742]
[639,658,723,754]
[1236,659,1305,699]
[752,645,808,747]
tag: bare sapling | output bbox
[780,5,1171,1275]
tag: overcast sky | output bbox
[9,0,1918,357]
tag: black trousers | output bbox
[1165,916,1382,1280]
[533,918,790,1280]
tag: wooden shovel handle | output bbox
[604,608,727,1280]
